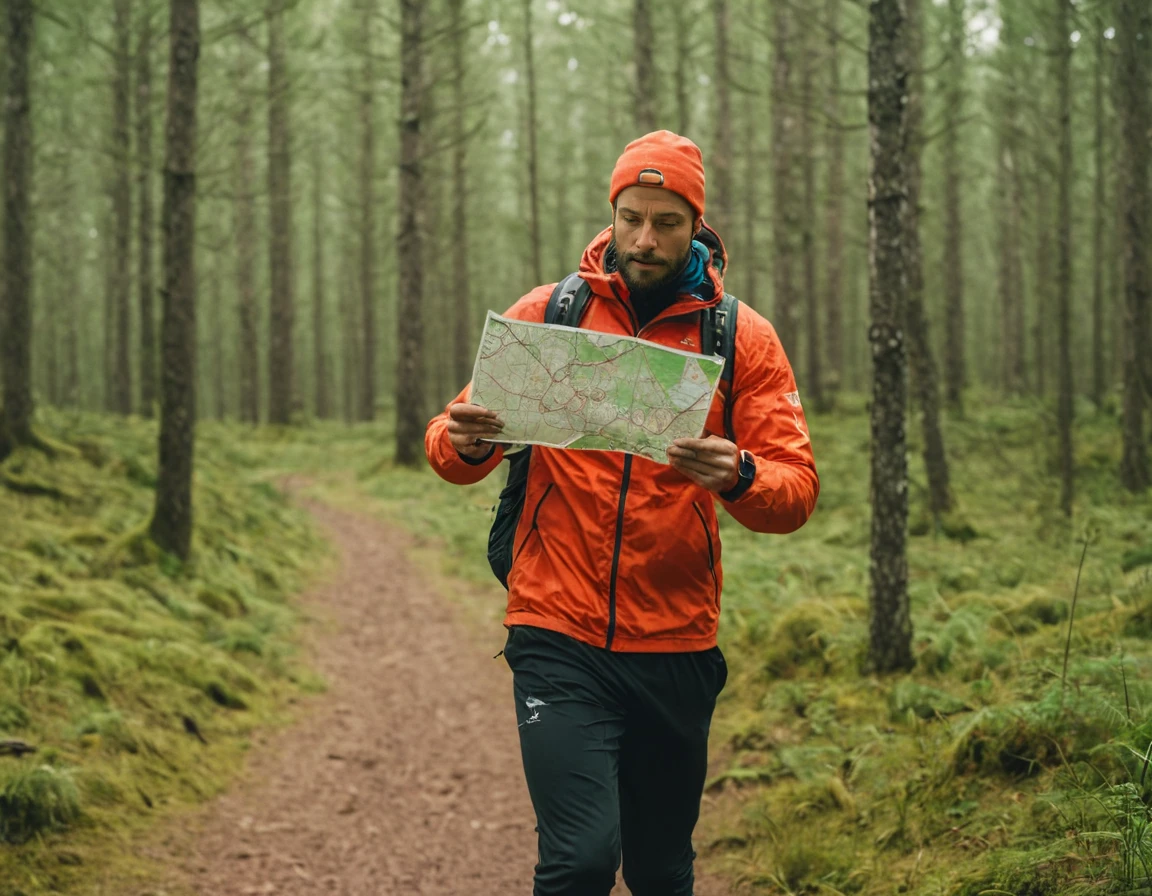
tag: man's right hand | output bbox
[447,403,505,459]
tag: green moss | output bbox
[0,765,81,844]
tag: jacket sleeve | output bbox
[424,285,554,485]
[717,306,820,533]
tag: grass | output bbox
[0,408,326,895]
[2,395,1149,896]
[248,392,1152,896]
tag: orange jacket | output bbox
[425,227,818,652]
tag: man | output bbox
[425,130,818,895]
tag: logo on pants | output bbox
[520,696,549,727]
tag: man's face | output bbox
[612,185,697,296]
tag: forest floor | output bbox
[148,485,743,896]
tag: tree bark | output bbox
[137,4,157,417]
[673,0,692,135]
[233,42,259,424]
[867,0,913,673]
[1034,178,1051,398]
[522,0,542,286]
[312,138,330,419]
[941,0,966,413]
[449,0,472,390]
[995,4,1027,395]
[1091,24,1106,408]
[150,0,199,561]
[823,0,844,402]
[770,1,797,356]
[904,0,952,521]
[0,0,35,460]
[799,28,822,412]
[395,0,426,466]
[266,0,296,425]
[358,0,377,421]
[211,256,225,418]
[1117,0,1151,491]
[111,0,134,416]
[740,78,758,310]
[633,0,656,133]
[1053,0,1075,516]
[711,0,732,240]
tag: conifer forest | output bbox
[0,0,1150,893]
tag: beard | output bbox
[610,238,693,309]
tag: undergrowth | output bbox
[0,408,325,895]
[248,392,1152,896]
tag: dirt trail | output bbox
[169,495,737,895]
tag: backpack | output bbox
[485,275,740,589]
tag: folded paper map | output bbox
[469,312,724,462]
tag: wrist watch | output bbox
[719,449,755,502]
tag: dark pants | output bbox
[503,625,727,896]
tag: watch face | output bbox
[739,450,755,477]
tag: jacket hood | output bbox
[577,221,729,308]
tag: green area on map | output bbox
[469,312,724,462]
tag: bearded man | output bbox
[425,130,819,896]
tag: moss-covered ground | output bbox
[2,396,1150,896]
[241,394,1152,896]
[0,409,327,895]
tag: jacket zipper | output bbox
[605,455,632,649]
[513,483,554,563]
[692,502,719,599]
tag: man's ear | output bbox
[693,217,703,236]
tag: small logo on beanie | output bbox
[637,168,665,186]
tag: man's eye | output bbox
[659,221,676,229]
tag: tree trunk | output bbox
[904,0,952,521]
[150,0,199,561]
[266,1,295,425]
[995,4,1027,396]
[395,0,426,466]
[312,138,330,420]
[137,4,157,417]
[1117,0,1151,491]
[111,0,134,416]
[234,43,259,424]
[940,0,966,413]
[1053,0,1074,516]
[449,0,472,389]
[867,0,913,673]
[1034,180,1051,398]
[770,1,797,356]
[711,0,732,239]
[0,0,35,460]
[633,0,656,133]
[823,0,844,403]
[358,0,376,421]
[740,80,758,310]
[522,0,542,286]
[211,256,225,418]
[673,0,691,135]
[799,30,822,412]
[1091,24,1106,408]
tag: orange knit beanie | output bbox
[609,130,706,219]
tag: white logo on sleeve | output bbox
[784,391,802,407]
[520,696,549,727]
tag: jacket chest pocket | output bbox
[691,501,719,600]
[514,483,555,563]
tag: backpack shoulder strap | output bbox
[699,293,739,384]
[700,294,740,442]
[545,273,592,327]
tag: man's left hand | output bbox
[667,435,740,494]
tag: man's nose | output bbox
[635,221,658,251]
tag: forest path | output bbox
[165,489,738,895]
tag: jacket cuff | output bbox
[457,444,497,465]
